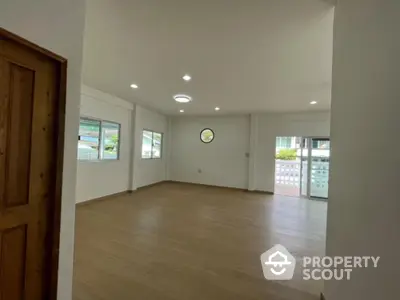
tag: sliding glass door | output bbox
[300,138,330,200]
[310,138,330,199]
[300,138,309,197]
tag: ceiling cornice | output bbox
[320,0,337,6]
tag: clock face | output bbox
[200,128,214,143]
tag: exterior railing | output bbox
[275,160,301,187]
[275,159,330,198]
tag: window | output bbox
[78,118,100,160]
[276,137,292,149]
[101,121,120,159]
[312,139,330,149]
[77,117,120,161]
[142,130,163,159]
[200,128,214,143]
[152,132,162,158]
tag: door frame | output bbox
[300,136,330,201]
[0,27,67,300]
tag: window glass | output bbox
[78,119,100,160]
[313,140,330,149]
[152,132,162,158]
[284,137,292,148]
[295,137,302,148]
[276,137,282,148]
[276,137,292,149]
[142,130,153,159]
[77,118,121,161]
[102,121,120,160]
[142,130,163,159]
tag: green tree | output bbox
[105,134,119,152]
[111,134,119,146]
[276,149,297,160]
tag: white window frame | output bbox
[78,117,121,161]
[141,129,163,159]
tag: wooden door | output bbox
[0,29,66,300]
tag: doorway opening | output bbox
[274,137,302,197]
[275,137,331,199]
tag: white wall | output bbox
[76,86,133,203]
[169,112,330,191]
[170,116,251,189]
[326,1,400,299]
[0,1,86,299]
[76,88,169,196]
[254,112,330,192]
[132,105,168,189]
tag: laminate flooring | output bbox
[73,182,327,300]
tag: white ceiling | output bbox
[82,0,334,115]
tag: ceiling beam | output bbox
[320,0,337,6]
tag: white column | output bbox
[248,114,258,191]
[165,117,173,181]
[130,105,138,191]
[326,1,400,299]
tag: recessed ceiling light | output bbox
[173,94,192,103]
[215,107,220,111]
[179,109,184,113]
[130,84,139,89]
[183,74,192,81]
[310,101,317,105]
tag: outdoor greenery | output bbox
[105,134,119,152]
[276,149,297,160]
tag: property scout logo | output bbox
[260,244,380,281]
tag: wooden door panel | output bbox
[1,63,35,208]
[0,225,27,300]
[0,55,10,211]
[0,38,44,71]
[0,33,62,300]
[24,51,58,300]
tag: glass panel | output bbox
[295,137,302,149]
[310,139,330,198]
[284,137,292,148]
[102,121,120,160]
[152,132,162,158]
[300,138,309,197]
[142,130,153,159]
[274,136,301,197]
[276,137,293,149]
[78,118,100,160]
[276,137,281,148]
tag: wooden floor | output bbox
[73,182,327,300]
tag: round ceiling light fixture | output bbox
[183,74,192,81]
[179,109,184,113]
[310,101,318,105]
[174,94,192,103]
[130,84,139,89]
